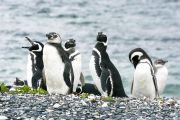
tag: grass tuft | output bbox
[101,96,115,102]
[80,93,90,99]
[0,83,48,95]
[0,83,9,93]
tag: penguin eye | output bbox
[29,44,39,51]
[53,34,58,38]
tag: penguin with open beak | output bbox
[22,37,46,90]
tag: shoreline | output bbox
[0,93,180,119]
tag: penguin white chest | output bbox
[43,44,69,94]
[27,54,33,87]
[89,54,106,96]
[155,66,168,94]
[133,63,155,99]
[70,52,82,92]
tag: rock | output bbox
[48,118,54,120]
[81,100,88,106]
[0,116,8,120]
[101,102,108,107]
[53,103,60,109]
[0,94,179,119]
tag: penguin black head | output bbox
[65,39,76,49]
[129,48,153,68]
[46,32,61,43]
[154,59,168,67]
[22,37,44,52]
[96,32,108,45]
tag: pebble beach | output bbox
[0,94,179,119]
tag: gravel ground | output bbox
[0,93,180,120]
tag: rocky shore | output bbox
[0,93,180,120]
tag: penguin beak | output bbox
[46,33,53,39]
[163,60,168,64]
[22,37,34,49]
[25,37,35,45]
[22,46,30,49]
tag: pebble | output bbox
[101,102,108,107]
[53,103,60,109]
[80,100,88,106]
[0,116,8,120]
[0,94,179,119]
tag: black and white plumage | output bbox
[129,48,159,99]
[64,39,85,93]
[81,83,101,95]
[89,32,127,97]
[43,32,74,95]
[154,59,168,94]
[22,37,46,90]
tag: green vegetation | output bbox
[0,84,48,94]
[80,93,90,98]
[11,85,48,94]
[101,96,115,102]
[10,85,48,94]
[0,83,9,92]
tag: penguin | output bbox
[14,77,28,86]
[81,83,101,96]
[22,37,47,90]
[43,32,74,95]
[154,59,168,94]
[89,32,127,97]
[129,48,159,99]
[8,78,28,92]
[64,39,85,93]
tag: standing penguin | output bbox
[89,32,127,97]
[22,37,46,90]
[43,32,74,94]
[64,39,85,93]
[154,59,168,94]
[129,48,159,99]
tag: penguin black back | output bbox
[22,37,46,90]
[91,32,127,97]
[30,41,44,70]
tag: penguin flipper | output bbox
[131,79,134,94]
[63,62,73,88]
[39,68,47,91]
[100,64,110,92]
[152,74,159,97]
[32,69,42,89]
[80,72,85,86]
